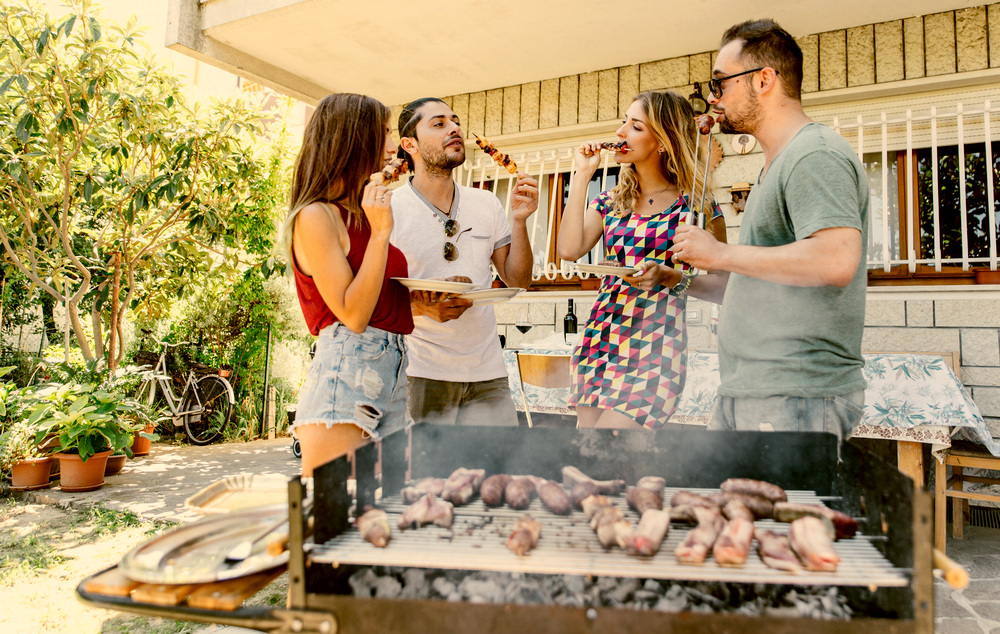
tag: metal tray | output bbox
[185,475,290,514]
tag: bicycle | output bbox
[135,340,236,445]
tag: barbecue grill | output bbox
[77,425,934,634]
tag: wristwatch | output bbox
[670,271,695,296]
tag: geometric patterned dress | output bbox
[568,191,721,429]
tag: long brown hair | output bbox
[283,93,390,253]
[608,91,710,217]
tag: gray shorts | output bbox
[407,376,519,426]
[293,323,411,439]
[709,390,866,443]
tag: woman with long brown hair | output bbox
[557,90,727,429]
[283,93,413,476]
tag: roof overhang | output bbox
[167,0,988,106]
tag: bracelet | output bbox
[670,271,694,296]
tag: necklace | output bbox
[643,185,674,205]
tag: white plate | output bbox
[391,277,477,293]
[573,263,639,277]
[457,287,525,305]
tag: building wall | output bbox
[460,4,1000,440]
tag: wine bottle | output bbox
[563,299,578,342]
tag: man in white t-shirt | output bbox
[390,98,538,426]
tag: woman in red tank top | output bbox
[283,93,414,477]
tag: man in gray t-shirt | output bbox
[672,19,869,439]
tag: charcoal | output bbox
[348,568,379,597]
[374,576,403,599]
[431,577,456,597]
[643,579,662,594]
[507,579,553,605]
[605,578,641,604]
[460,578,505,604]
[399,569,428,599]
[654,585,688,613]
[562,575,587,596]
[632,590,660,605]
[596,576,620,592]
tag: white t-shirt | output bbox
[390,180,512,382]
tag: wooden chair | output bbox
[935,440,1000,553]
[514,352,572,428]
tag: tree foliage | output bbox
[0,0,281,366]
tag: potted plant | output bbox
[0,420,52,490]
[31,382,149,492]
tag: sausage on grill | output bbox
[719,478,788,504]
[479,474,512,507]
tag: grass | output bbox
[0,531,68,581]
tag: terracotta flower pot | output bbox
[130,424,155,457]
[104,454,127,477]
[54,450,111,492]
[974,268,1000,285]
[10,456,54,491]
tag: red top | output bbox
[292,203,413,336]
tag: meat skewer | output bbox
[788,516,841,571]
[755,529,802,572]
[773,502,858,540]
[369,157,407,185]
[506,515,542,556]
[356,508,391,548]
[712,517,755,566]
[675,506,725,564]
[441,468,486,506]
[562,466,626,495]
[400,477,446,504]
[685,113,715,227]
[599,141,630,153]
[474,133,518,174]
[479,474,512,507]
[623,508,670,556]
[397,493,454,530]
[720,478,788,504]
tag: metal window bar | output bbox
[958,102,969,271]
[987,100,998,270]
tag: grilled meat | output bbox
[356,508,391,548]
[788,516,841,572]
[626,487,663,515]
[720,499,755,523]
[624,508,670,556]
[591,505,632,549]
[580,494,614,520]
[670,490,720,510]
[773,502,858,540]
[695,114,716,135]
[755,529,802,572]
[480,474,512,507]
[442,468,486,506]
[474,133,518,174]
[400,477,446,504]
[532,478,573,515]
[505,477,536,510]
[675,506,725,564]
[599,141,629,153]
[570,480,600,509]
[708,492,774,519]
[719,478,788,504]
[369,157,407,185]
[397,493,454,530]
[506,515,543,556]
[636,476,666,494]
[712,517,755,566]
[561,466,626,495]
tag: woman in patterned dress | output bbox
[557,91,728,429]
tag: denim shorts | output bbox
[709,390,866,444]
[293,323,411,439]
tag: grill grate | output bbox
[309,487,908,589]
[969,505,1000,529]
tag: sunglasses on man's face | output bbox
[707,67,776,99]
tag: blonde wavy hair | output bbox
[607,91,711,218]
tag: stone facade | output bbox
[427,4,1000,138]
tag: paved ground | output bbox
[15,437,1000,633]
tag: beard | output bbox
[718,86,764,136]
[422,140,466,176]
